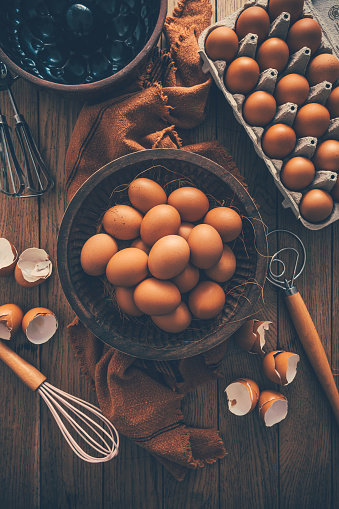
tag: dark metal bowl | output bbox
[0,0,167,97]
[57,149,268,360]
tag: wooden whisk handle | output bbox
[0,340,46,391]
[285,289,339,425]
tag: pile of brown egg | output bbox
[204,0,339,223]
[80,178,243,334]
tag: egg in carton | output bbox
[198,0,339,230]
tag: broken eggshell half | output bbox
[259,390,288,427]
[225,378,260,416]
[22,308,58,344]
[262,350,300,386]
[0,304,24,340]
[15,248,52,287]
[232,319,271,355]
[0,238,18,277]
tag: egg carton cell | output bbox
[198,0,339,230]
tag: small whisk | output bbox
[0,340,119,463]
[267,229,339,425]
[0,61,54,197]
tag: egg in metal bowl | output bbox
[57,148,268,360]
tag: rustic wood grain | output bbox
[332,221,339,507]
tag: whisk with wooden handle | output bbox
[267,229,339,426]
[0,340,119,463]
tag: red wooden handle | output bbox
[285,291,339,425]
[0,340,46,391]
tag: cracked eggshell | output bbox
[15,248,52,287]
[232,319,271,355]
[0,238,18,277]
[262,350,300,385]
[225,378,260,416]
[259,390,288,427]
[22,307,58,344]
[0,304,24,340]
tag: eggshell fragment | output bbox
[225,378,260,416]
[167,187,209,222]
[151,302,192,333]
[188,224,223,269]
[134,279,181,316]
[148,235,190,279]
[0,238,18,277]
[205,245,236,282]
[106,248,148,287]
[15,248,52,287]
[0,304,24,340]
[115,287,143,316]
[262,350,300,386]
[188,281,225,320]
[80,234,118,276]
[22,308,58,344]
[232,319,271,355]
[204,207,242,242]
[172,263,199,293]
[128,178,167,214]
[259,390,288,427]
[140,204,181,246]
[102,205,143,240]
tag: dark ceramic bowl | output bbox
[0,0,167,97]
[57,149,268,360]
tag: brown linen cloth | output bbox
[65,0,246,481]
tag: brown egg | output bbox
[268,0,304,24]
[280,157,315,190]
[326,87,339,119]
[293,103,330,138]
[204,207,242,242]
[0,303,24,340]
[262,124,296,159]
[102,205,143,240]
[140,204,181,246]
[205,245,236,283]
[148,235,190,279]
[131,237,151,254]
[287,18,322,55]
[235,6,270,44]
[115,287,143,316]
[242,91,277,127]
[188,281,226,320]
[299,189,333,222]
[134,279,181,316]
[128,178,167,214]
[306,53,339,86]
[224,57,260,95]
[151,302,192,333]
[178,222,194,240]
[188,224,223,269]
[106,248,148,287]
[274,74,309,106]
[313,140,339,171]
[167,187,209,222]
[205,26,239,62]
[80,234,118,276]
[330,179,339,202]
[172,263,199,293]
[256,38,289,73]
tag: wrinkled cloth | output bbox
[65,0,246,480]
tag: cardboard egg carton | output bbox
[198,0,339,230]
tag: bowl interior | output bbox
[0,0,161,85]
[57,149,268,360]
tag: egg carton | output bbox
[198,0,339,230]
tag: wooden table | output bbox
[0,1,338,508]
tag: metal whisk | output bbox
[0,62,54,197]
[0,340,119,463]
[267,229,339,425]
